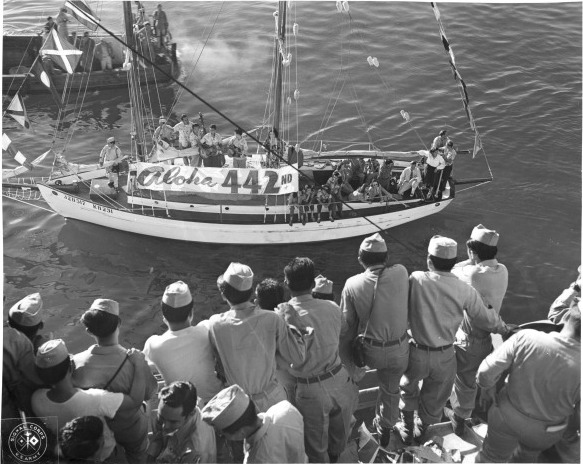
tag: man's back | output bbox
[287,295,342,377]
[208,307,304,396]
[144,321,222,404]
[247,400,305,464]
[479,329,580,422]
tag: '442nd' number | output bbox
[221,170,280,194]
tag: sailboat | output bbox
[2,1,178,96]
[3,1,492,245]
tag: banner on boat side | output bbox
[134,163,299,195]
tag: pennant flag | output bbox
[40,28,82,74]
[65,0,100,31]
[431,2,440,21]
[473,132,483,158]
[5,93,31,129]
[30,60,63,109]
[2,133,31,169]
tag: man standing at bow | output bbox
[99,137,123,190]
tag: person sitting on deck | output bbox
[315,185,333,223]
[227,128,248,168]
[365,180,391,203]
[173,114,193,150]
[300,185,315,223]
[377,159,394,192]
[201,124,224,167]
[153,117,175,147]
[398,160,422,198]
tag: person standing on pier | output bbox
[447,224,508,436]
[395,235,512,445]
[340,233,409,448]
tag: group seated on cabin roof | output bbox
[64,150,452,226]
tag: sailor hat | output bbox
[35,339,69,369]
[428,235,457,259]
[314,275,333,295]
[89,298,119,316]
[9,293,43,327]
[470,224,499,246]
[222,263,254,291]
[201,385,250,430]
[107,137,115,143]
[162,281,192,308]
[360,233,387,253]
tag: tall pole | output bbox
[123,1,146,160]
[272,1,286,135]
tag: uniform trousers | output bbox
[295,367,358,463]
[476,389,568,463]
[111,405,148,464]
[363,338,409,428]
[450,331,492,419]
[250,380,288,413]
[399,344,456,425]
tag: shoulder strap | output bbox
[103,352,130,391]
[359,267,386,337]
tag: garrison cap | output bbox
[201,385,250,430]
[470,224,499,246]
[89,298,119,316]
[360,233,387,253]
[162,281,192,308]
[221,263,254,291]
[35,339,69,368]
[428,235,457,259]
[314,275,333,295]
[9,293,43,327]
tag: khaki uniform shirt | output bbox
[477,330,580,423]
[409,270,508,347]
[341,264,409,341]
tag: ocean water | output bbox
[2,1,581,353]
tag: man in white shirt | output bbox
[173,114,193,150]
[201,124,224,167]
[99,137,123,190]
[424,148,445,201]
[143,281,223,405]
[31,339,146,462]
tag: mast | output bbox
[123,1,145,160]
[272,1,287,135]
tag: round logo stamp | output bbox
[8,422,48,462]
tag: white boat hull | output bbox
[37,184,453,244]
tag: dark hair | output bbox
[255,279,285,311]
[181,113,187,119]
[312,292,335,301]
[217,278,254,305]
[466,239,498,261]
[270,127,279,138]
[235,128,243,136]
[7,318,43,339]
[59,416,103,460]
[161,301,193,324]
[210,124,217,130]
[385,159,394,165]
[36,357,71,385]
[284,257,315,292]
[80,310,120,338]
[428,254,457,272]
[159,381,198,417]
[358,249,387,267]
[222,400,257,435]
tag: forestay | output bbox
[134,163,299,195]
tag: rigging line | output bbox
[171,1,224,112]
[92,19,397,237]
